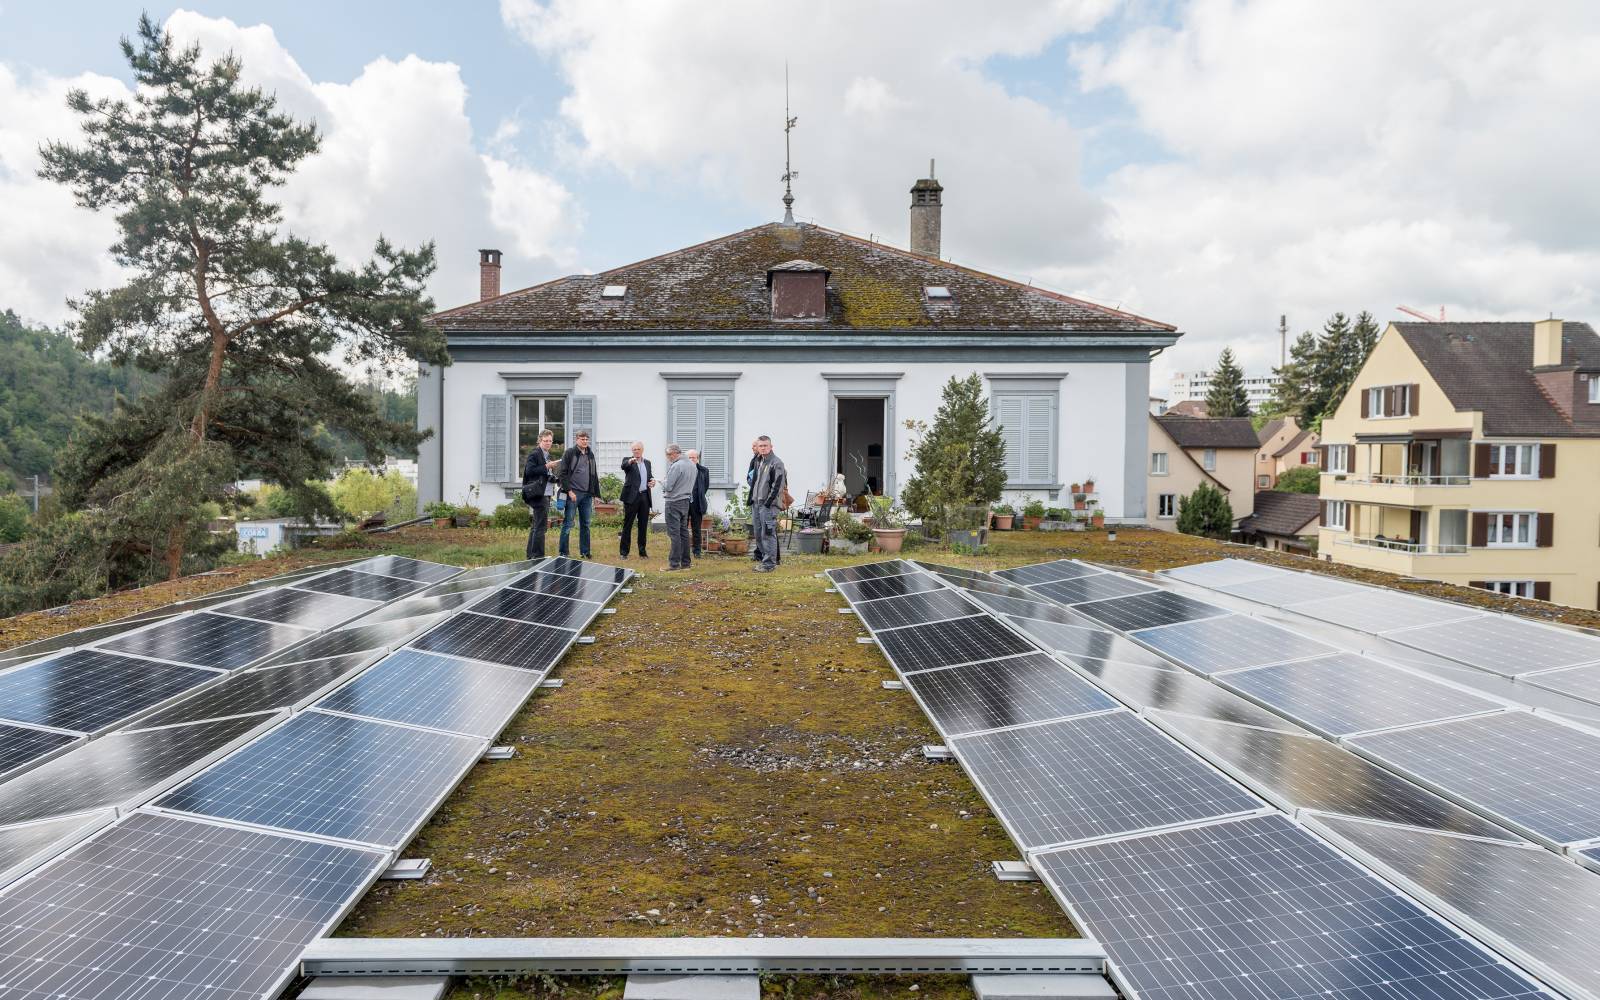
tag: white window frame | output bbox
[1482,580,1538,598]
[1201,448,1217,471]
[1484,511,1536,548]
[1324,444,1351,474]
[516,395,568,461]
[1325,500,1349,531]
[1366,384,1412,419]
[1487,443,1539,479]
[1157,493,1176,519]
[1590,377,1599,404]
[1151,452,1169,476]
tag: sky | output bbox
[3,1,1598,391]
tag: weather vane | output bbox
[781,64,798,223]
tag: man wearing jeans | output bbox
[557,430,597,558]
[662,443,695,570]
[750,435,787,573]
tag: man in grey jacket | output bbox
[661,443,696,571]
[750,435,787,573]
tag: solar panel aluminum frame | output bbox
[0,809,114,891]
[1303,812,1597,1000]
[0,651,231,740]
[118,649,390,732]
[312,653,545,741]
[93,607,318,672]
[1574,845,1600,876]
[895,657,1121,743]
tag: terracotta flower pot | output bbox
[1083,480,1095,494]
[723,537,748,556]
[1022,515,1042,530]
[433,517,451,528]
[992,514,1014,530]
[872,527,907,553]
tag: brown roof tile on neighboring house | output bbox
[1393,322,1600,437]
[1271,428,1314,458]
[1155,415,1260,449]
[1238,491,1321,537]
[1165,399,1208,417]
[431,222,1177,335]
[1256,417,1286,445]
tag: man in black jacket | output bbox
[686,448,711,558]
[520,429,555,559]
[618,440,656,559]
[556,430,598,558]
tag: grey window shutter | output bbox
[995,395,1024,483]
[481,394,511,482]
[702,394,731,485]
[1024,395,1054,484]
[671,394,700,455]
[572,395,597,440]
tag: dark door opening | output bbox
[836,397,885,501]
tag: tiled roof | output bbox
[1238,491,1321,537]
[1255,417,1286,445]
[1272,428,1314,458]
[1155,415,1260,449]
[1165,400,1209,417]
[1393,322,1600,437]
[431,222,1176,335]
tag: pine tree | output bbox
[1267,330,1318,419]
[35,16,445,582]
[1176,482,1234,539]
[900,374,1008,535]
[1205,348,1251,417]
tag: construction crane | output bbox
[1397,305,1445,322]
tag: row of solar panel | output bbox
[830,561,1558,1000]
[0,555,631,1000]
[991,559,1600,999]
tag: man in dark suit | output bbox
[520,429,556,559]
[618,440,657,559]
[686,448,711,558]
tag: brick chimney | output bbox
[1533,316,1563,367]
[909,160,942,258]
[479,248,502,300]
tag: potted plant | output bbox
[1070,482,1081,494]
[1082,476,1096,495]
[990,503,1015,531]
[1089,499,1105,529]
[1072,490,1088,511]
[1021,498,1046,530]
[1041,506,1071,531]
[724,485,751,534]
[453,504,480,528]
[595,473,624,515]
[867,495,908,553]
[423,500,456,528]
[944,504,989,549]
[831,508,872,555]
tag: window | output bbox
[1158,493,1176,519]
[1590,377,1599,403]
[994,391,1058,486]
[1202,448,1217,471]
[1480,580,1538,598]
[1324,444,1351,474]
[1324,500,1348,530]
[1486,512,1535,546]
[1365,383,1414,418]
[1258,475,1271,488]
[517,396,567,460]
[925,285,952,300]
[600,284,627,298]
[1151,452,1169,475]
[669,391,734,486]
[1302,450,1318,465]
[1488,443,1538,478]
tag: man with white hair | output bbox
[686,448,711,559]
[618,440,656,560]
[661,443,695,571]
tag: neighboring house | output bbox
[1317,319,1600,608]
[1146,415,1258,530]
[1255,415,1320,488]
[1165,399,1208,417]
[416,172,1181,520]
[1238,491,1321,554]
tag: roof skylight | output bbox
[601,284,627,299]
[925,285,952,300]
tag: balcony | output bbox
[1356,472,1470,487]
[1336,535,1468,556]
[1323,474,1465,509]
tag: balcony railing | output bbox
[1351,473,1471,487]
[1336,535,1469,556]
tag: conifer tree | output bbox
[1176,481,1234,539]
[1205,347,1251,417]
[900,374,1007,534]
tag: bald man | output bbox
[619,440,656,559]
[687,448,711,558]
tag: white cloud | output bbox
[0,10,581,327]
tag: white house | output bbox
[417,172,1181,520]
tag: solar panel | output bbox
[450,559,542,584]
[1524,662,1600,708]
[0,724,79,783]
[0,615,183,666]
[1028,573,1155,606]
[156,710,484,848]
[1004,617,1177,669]
[1149,710,1522,841]
[912,561,992,581]
[1291,589,1485,634]
[297,568,430,602]
[318,650,541,738]
[349,554,461,583]
[1388,615,1600,677]
[836,572,946,602]
[1579,847,1600,876]
[1067,658,1305,732]
[507,570,618,603]
[903,653,1117,737]
[1215,571,1363,606]
[963,591,1086,624]
[469,587,603,630]
[100,612,311,670]
[0,811,110,888]
[1162,558,1286,587]
[872,616,1036,673]
[825,561,913,584]
[253,615,444,667]
[1032,813,1548,1000]
[1312,813,1600,1000]
[1217,653,1505,737]
[0,713,274,825]
[409,612,575,672]
[1128,614,1333,676]
[994,560,1105,586]
[417,573,519,598]
[218,586,378,629]
[1351,712,1600,846]
[0,650,218,734]
[536,556,630,584]
[1076,589,1226,632]
[0,810,386,1000]
[934,574,1040,598]
[850,589,982,632]
[360,590,485,623]
[133,653,381,728]
[948,711,1262,850]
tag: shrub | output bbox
[1022,499,1046,519]
[599,473,624,503]
[832,507,873,543]
[1177,482,1235,539]
[0,494,29,544]
[423,500,457,519]
[867,494,906,529]
[329,468,417,524]
[1273,465,1321,494]
[491,502,531,529]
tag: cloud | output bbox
[0,10,581,327]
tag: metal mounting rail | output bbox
[301,937,1105,978]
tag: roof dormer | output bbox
[766,259,829,321]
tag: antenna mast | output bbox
[781,65,798,223]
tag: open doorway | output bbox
[836,397,886,501]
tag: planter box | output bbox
[1039,519,1074,532]
[831,538,868,555]
[945,528,988,548]
[452,514,476,528]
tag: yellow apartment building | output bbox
[1318,319,1600,608]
